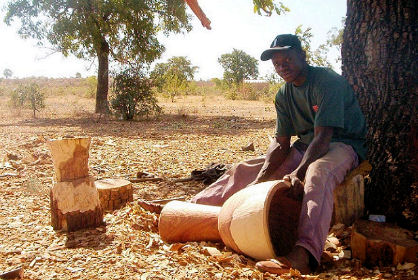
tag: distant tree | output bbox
[218,49,259,86]
[151,56,198,101]
[10,83,45,118]
[3,68,12,79]
[75,72,82,79]
[4,0,192,113]
[295,25,332,68]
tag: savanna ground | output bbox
[0,79,415,279]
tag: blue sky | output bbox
[0,0,346,79]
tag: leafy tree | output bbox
[110,67,160,120]
[75,72,82,79]
[295,25,332,68]
[3,68,13,79]
[10,83,45,118]
[151,56,198,102]
[218,49,259,86]
[4,0,192,113]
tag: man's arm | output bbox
[285,126,333,199]
[252,136,291,184]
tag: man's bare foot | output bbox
[256,246,311,275]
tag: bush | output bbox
[110,68,161,120]
[9,82,45,117]
[86,76,97,98]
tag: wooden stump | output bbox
[351,219,418,266]
[48,137,103,231]
[95,178,133,211]
[50,176,103,231]
[48,137,90,182]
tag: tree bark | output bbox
[95,40,110,113]
[342,0,417,229]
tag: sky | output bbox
[0,0,346,80]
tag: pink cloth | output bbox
[191,142,358,264]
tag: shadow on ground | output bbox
[0,113,275,139]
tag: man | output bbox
[191,34,367,274]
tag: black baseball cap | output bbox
[260,34,303,61]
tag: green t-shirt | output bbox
[275,66,367,160]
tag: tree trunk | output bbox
[95,40,110,113]
[342,0,417,230]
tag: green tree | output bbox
[218,49,259,86]
[4,0,192,113]
[3,68,12,79]
[10,83,45,118]
[295,25,332,68]
[151,56,198,102]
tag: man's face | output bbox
[271,50,306,85]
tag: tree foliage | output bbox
[252,0,289,16]
[4,0,192,113]
[150,56,198,102]
[326,18,345,63]
[218,49,259,86]
[9,82,45,117]
[3,68,13,79]
[110,67,161,120]
[295,25,332,68]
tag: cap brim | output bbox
[260,46,291,61]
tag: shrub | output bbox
[9,82,45,117]
[86,76,97,98]
[110,68,161,120]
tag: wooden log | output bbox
[159,201,221,243]
[95,178,133,211]
[351,219,418,266]
[48,137,90,182]
[50,176,103,231]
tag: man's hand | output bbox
[283,172,304,201]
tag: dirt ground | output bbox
[0,95,415,279]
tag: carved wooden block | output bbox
[50,176,103,231]
[48,137,90,182]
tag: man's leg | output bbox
[191,147,304,206]
[295,142,359,266]
[257,142,358,274]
